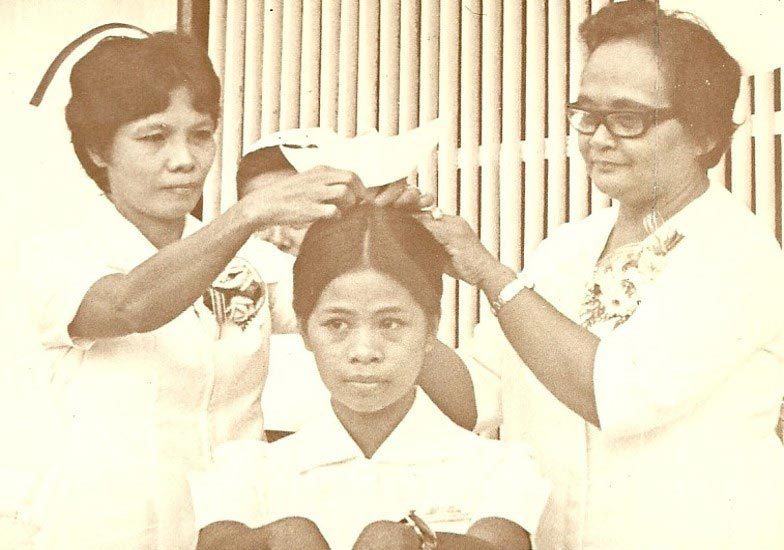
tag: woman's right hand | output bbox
[241,166,366,228]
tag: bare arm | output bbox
[69,167,360,340]
[419,214,601,427]
[417,340,478,430]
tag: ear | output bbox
[87,148,107,168]
[692,130,717,159]
[425,315,440,351]
[298,319,312,351]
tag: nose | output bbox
[348,326,382,365]
[166,137,196,172]
[588,122,616,150]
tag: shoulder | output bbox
[236,236,295,283]
[527,207,615,269]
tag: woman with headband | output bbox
[421,2,784,548]
[17,31,472,549]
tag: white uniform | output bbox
[191,389,550,550]
[16,191,287,549]
[464,185,784,549]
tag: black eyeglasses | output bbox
[566,103,677,139]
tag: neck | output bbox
[109,195,185,249]
[614,172,709,246]
[332,388,417,458]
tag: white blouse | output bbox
[464,185,784,550]
[19,192,287,549]
[191,389,550,550]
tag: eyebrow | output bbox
[318,305,407,315]
[574,96,665,111]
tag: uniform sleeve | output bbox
[189,440,269,531]
[593,232,784,439]
[471,442,551,535]
[21,231,122,350]
[237,236,298,334]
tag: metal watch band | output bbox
[491,273,535,315]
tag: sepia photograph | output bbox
[1,0,783,548]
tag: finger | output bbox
[312,202,340,220]
[322,183,360,209]
[391,187,423,208]
[371,180,408,206]
[416,193,436,209]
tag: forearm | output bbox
[70,201,258,339]
[479,261,601,426]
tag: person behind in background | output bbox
[191,205,550,550]
[18,32,435,549]
[420,2,784,548]
[236,130,478,435]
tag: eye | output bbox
[138,133,165,143]
[322,318,349,332]
[379,318,405,330]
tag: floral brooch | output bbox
[580,230,684,330]
[203,257,267,332]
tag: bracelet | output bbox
[400,510,438,549]
[490,272,535,316]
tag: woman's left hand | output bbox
[368,176,436,210]
[417,213,509,287]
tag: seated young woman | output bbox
[190,206,550,550]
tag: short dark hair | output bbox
[293,206,448,324]
[65,32,221,191]
[235,146,296,198]
[579,0,740,168]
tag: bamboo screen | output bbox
[200,0,784,346]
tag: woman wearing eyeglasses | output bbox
[420,2,784,549]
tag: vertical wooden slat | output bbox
[357,0,380,133]
[319,0,341,131]
[524,0,546,264]
[379,0,401,135]
[500,0,524,272]
[590,0,609,14]
[754,71,776,232]
[218,0,246,212]
[438,0,460,345]
[278,0,302,131]
[707,155,727,189]
[242,0,264,148]
[547,0,569,234]
[260,0,282,135]
[589,0,621,212]
[459,0,481,344]
[568,0,590,222]
[479,0,502,321]
[299,0,321,128]
[399,0,420,132]
[780,69,784,241]
[418,0,440,197]
[203,0,227,221]
[731,77,753,209]
[337,0,359,136]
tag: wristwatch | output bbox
[491,272,535,316]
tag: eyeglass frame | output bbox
[566,103,678,139]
